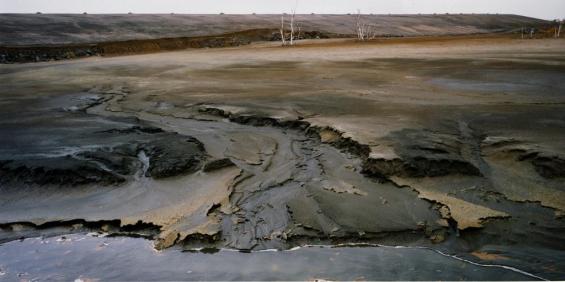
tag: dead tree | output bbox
[558,20,563,38]
[356,10,365,40]
[355,10,372,41]
[366,24,377,39]
[290,8,296,45]
[281,1,299,46]
[289,0,299,46]
[280,15,286,46]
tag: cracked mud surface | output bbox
[1,37,565,279]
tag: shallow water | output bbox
[0,234,540,281]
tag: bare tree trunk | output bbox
[280,15,286,46]
[290,9,295,46]
[281,1,299,47]
[356,10,365,41]
[521,27,524,39]
[356,10,360,40]
[368,25,375,39]
[559,22,562,38]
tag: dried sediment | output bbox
[1,38,565,271]
[0,128,207,186]
[192,104,565,236]
[362,128,482,178]
[517,151,565,179]
[0,157,127,186]
[0,219,161,244]
[0,92,443,252]
[3,79,563,255]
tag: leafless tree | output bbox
[280,15,286,46]
[356,10,365,40]
[280,1,299,46]
[366,24,378,39]
[290,7,296,45]
[355,10,373,41]
[558,19,563,38]
[289,0,300,45]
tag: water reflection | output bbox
[0,233,540,281]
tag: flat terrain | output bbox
[1,34,564,280]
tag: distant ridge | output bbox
[0,14,549,46]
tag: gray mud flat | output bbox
[0,88,440,251]
[1,33,565,280]
[0,234,543,281]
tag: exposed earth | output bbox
[0,14,564,281]
[0,13,549,45]
[0,14,553,63]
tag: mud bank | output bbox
[0,29,271,63]
[1,37,565,279]
[0,14,549,46]
[0,13,553,63]
[0,29,343,63]
[0,90,207,186]
[0,87,445,252]
[1,82,563,278]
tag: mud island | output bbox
[0,12,564,281]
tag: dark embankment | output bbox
[0,29,338,63]
[0,13,552,63]
[0,29,273,63]
[0,13,549,46]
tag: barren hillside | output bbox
[0,13,549,46]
